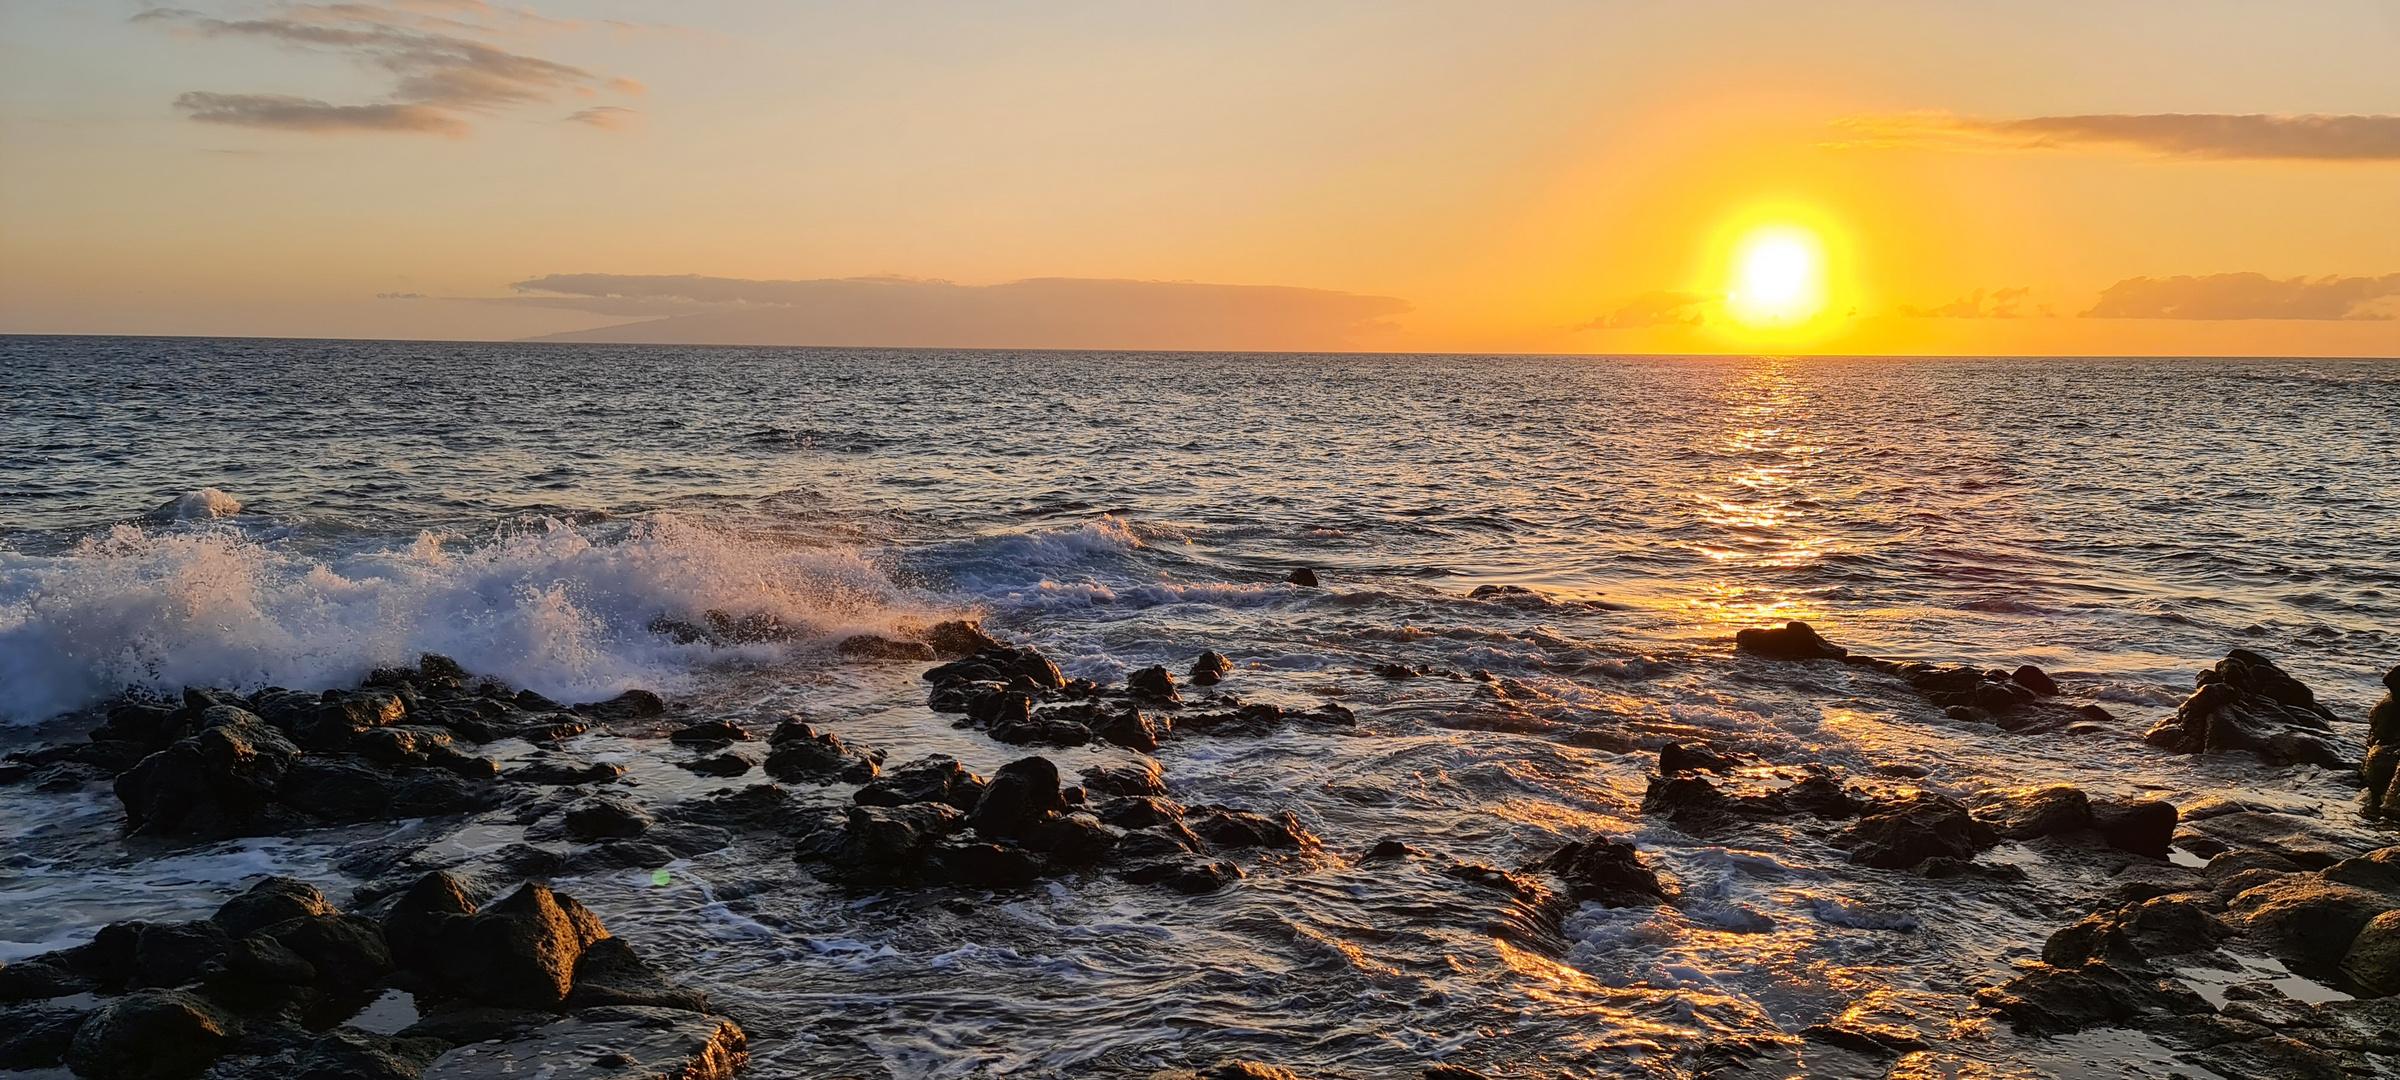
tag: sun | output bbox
[1724,224,1828,327]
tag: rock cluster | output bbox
[0,874,741,1080]
[1735,621,2112,734]
[2145,650,2350,769]
[924,642,1352,750]
[793,753,1313,894]
[2362,666,2400,818]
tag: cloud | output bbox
[138,2,638,135]
[1831,111,2400,161]
[2083,273,2400,320]
[489,274,1414,350]
[1898,287,2046,319]
[563,105,639,130]
[1577,291,1719,330]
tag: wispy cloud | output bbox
[1576,291,1719,330]
[138,2,640,136]
[1831,111,2400,161]
[1898,287,2048,319]
[2084,273,2400,320]
[487,274,1414,350]
[563,105,640,130]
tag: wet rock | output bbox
[2177,811,2362,869]
[65,989,241,1080]
[1287,568,1319,587]
[563,938,708,1012]
[924,646,1065,692]
[988,712,1092,749]
[1970,784,2093,841]
[130,920,233,989]
[1126,665,1181,704]
[1641,773,1737,832]
[1657,742,1739,775]
[1190,651,1234,686]
[677,752,754,777]
[1799,1022,1929,1057]
[396,1004,551,1046]
[1095,795,1189,832]
[1975,960,2215,1034]
[278,760,398,823]
[1538,839,1668,907]
[666,784,795,830]
[856,756,988,811]
[395,880,610,1011]
[392,771,501,817]
[2043,897,2230,967]
[967,757,1068,840]
[572,689,666,723]
[260,914,394,998]
[1420,1066,1488,1080]
[926,838,1046,888]
[503,759,625,786]
[761,722,881,784]
[644,823,733,858]
[1363,839,1419,861]
[924,619,1004,657]
[418,1006,746,1080]
[837,634,936,661]
[1371,663,1420,680]
[1025,813,1123,865]
[2144,650,2347,768]
[2011,665,2061,696]
[1838,793,1999,870]
[1093,707,1161,753]
[115,707,303,838]
[2365,666,2400,819]
[1733,620,1847,661]
[668,721,751,744]
[0,953,104,1003]
[1185,806,1315,850]
[2091,798,2179,858]
[2230,875,2400,981]
[563,796,652,841]
[1121,857,1245,893]
[0,1002,87,1070]
[569,842,676,872]
[1080,759,1166,798]
[832,803,967,881]
[380,873,476,974]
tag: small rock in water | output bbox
[1733,621,1848,661]
[1538,838,1668,907]
[669,720,751,744]
[418,1006,746,1080]
[2143,649,2345,768]
[2011,665,2061,696]
[573,689,665,722]
[1286,568,1319,587]
[677,752,755,777]
[2090,798,2179,858]
[1657,742,1739,775]
[564,796,652,840]
[1839,793,1999,869]
[923,619,1005,657]
[1081,759,1166,798]
[1190,650,1234,685]
[1970,784,2093,841]
[967,757,1068,840]
[1126,666,1181,704]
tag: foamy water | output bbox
[2,337,2396,1077]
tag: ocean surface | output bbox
[2,336,2397,1078]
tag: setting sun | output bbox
[1725,225,1828,327]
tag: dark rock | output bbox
[1121,857,1244,893]
[665,784,794,830]
[833,803,966,880]
[396,1004,550,1046]
[677,752,754,777]
[1190,651,1234,686]
[1095,795,1189,832]
[2365,666,2400,819]
[2145,650,2346,768]
[1025,813,1122,865]
[571,689,667,724]
[1185,806,1314,850]
[837,634,937,661]
[567,841,676,871]
[1970,784,2093,841]
[2178,811,2361,869]
[1080,760,1165,798]
[278,759,399,823]
[924,647,1064,691]
[1839,793,1999,869]
[1116,827,1205,861]
[1126,666,1181,704]
[513,689,564,713]
[114,707,302,838]
[2229,876,2400,981]
[1539,839,1668,907]
[1974,961,2215,1034]
[1800,1022,1929,1057]
[966,757,1068,840]
[391,771,501,817]
[0,1002,88,1070]
[2091,799,2179,858]
[395,880,609,1011]
[380,873,475,975]
[761,723,881,784]
[1657,742,1738,775]
[0,955,101,1002]
[351,725,454,766]
[1092,707,1160,753]
[1372,663,1419,680]
[563,937,707,1012]
[2043,897,2230,967]
[987,712,1091,748]
[856,756,988,811]
[417,1005,746,1080]
[668,721,750,744]
[2011,665,2061,696]
[924,619,1003,657]
[203,935,316,992]
[927,839,1046,888]
[65,989,241,1080]
[280,1028,449,1080]
[130,920,232,989]
[644,823,733,858]
[2341,909,2400,996]
[1287,568,1319,587]
[504,759,624,786]
[260,914,393,998]
[1733,621,1847,661]
[1362,839,1419,861]
[563,796,652,841]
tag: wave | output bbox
[0,514,924,725]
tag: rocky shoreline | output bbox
[2,616,2396,1079]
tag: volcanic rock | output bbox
[418,1006,746,1080]
[2365,666,2400,819]
[1190,651,1234,686]
[1126,666,1181,704]
[967,757,1068,840]
[1538,839,1668,907]
[1657,742,1739,775]
[573,689,667,722]
[2144,650,2347,768]
[1970,784,2093,841]
[2091,798,2179,858]
[114,707,303,838]
[0,1002,87,1070]
[761,722,881,784]
[1838,793,1999,869]
[64,989,240,1080]
[856,756,988,811]
[1733,621,1847,661]
[563,796,652,841]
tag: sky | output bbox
[2,0,2396,356]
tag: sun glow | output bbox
[1725,224,1828,327]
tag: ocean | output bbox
[2,336,2396,1078]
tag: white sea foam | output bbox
[149,487,244,521]
[0,515,923,725]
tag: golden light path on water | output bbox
[1685,358,1837,633]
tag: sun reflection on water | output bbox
[1684,358,1836,632]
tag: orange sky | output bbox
[2,1,2396,355]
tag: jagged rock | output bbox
[1121,857,1245,893]
[855,756,987,811]
[128,920,232,989]
[278,760,399,823]
[65,989,241,1080]
[2144,650,2347,768]
[668,721,750,744]
[1970,784,2093,841]
[563,938,708,1012]
[563,796,652,840]
[396,1004,550,1046]
[666,784,795,830]
[966,757,1067,840]
[1080,760,1166,798]
[1126,666,1181,704]
[761,722,881,784]
[386,876,609,1011]
[1190,651,1234,686]
[924,647,1065,691]
[1093,707,1161,752]
[1538,839,1667,907]
[2176,811,2362,869]
[2365,666,2400,819]
[677,753,754,777]
[2042,897,2229,967]
[924,619,1004,657]
[573,689,666,722]
[503,759,625,786]
[0,1002,87,1070]
[1287,568,1319,587]
[2011,665,2061,696]
[1839,793,1999,869]
[2230,875,2400,981]
[419,1006,746,1080]
[1974,961,2215,1034]
[1733,621,1847,661]
[832,803,967,879]
[1657,742,1738,775]
[115,707,303,838]
[1025,813,1122,865]
[838,634,937,661]
[2091,799,2179,858]
[1185,806,1315,850]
